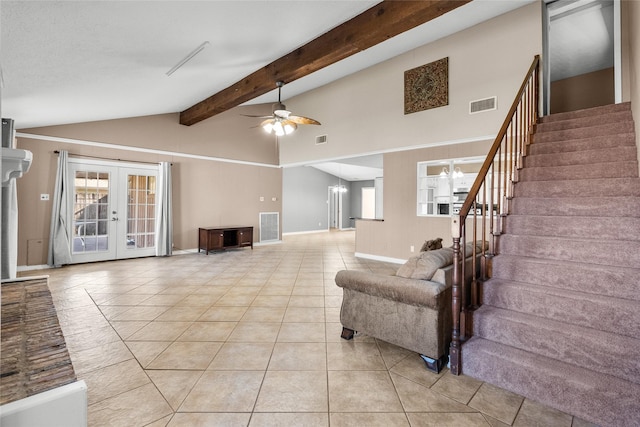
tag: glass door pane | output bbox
[72,170,111,253]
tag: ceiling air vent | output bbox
[315,135,327,145]
[469,96,497,114]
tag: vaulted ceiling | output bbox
[1,0,534,130]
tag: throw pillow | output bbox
[420,237,443,252]
[396,247,454,280]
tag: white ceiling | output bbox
[0,0,536,130]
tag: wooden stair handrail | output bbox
[449,55,540,375]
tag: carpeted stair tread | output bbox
[472,305,640,384]
[519,161,639,181]
[503,214,640,240]
[461,337,640,427]
[514,177,640,198]
[482,278,640,339]
[529,133,636,156]
[491,254,640,301]
[538,102,631,123]
[532,121,635,144]
[510,197,640,217]
[498,234,640,267]
[535,110,633,133]
[524,146,639,168]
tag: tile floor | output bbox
[21,231,597,426]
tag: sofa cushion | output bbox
[396,247,454,280]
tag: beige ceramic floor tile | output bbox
[177,321,237,341]
[469,382,525,425]
[137,293,186,306]
[179,370,264,412]
[147,341,222,369]
[110,320,150,340]
[127,321,192,341]
[226,322,281,343]
[288,295,325,307]
[154,305,208,321]
[88,383,173,427]
[111,305,169,321]
[199,305,248,321]
[268,342,327,371]
[125,341,172,367]
[70,340,134,375]
[391,372,478,413]
[406,412,491,426]
[389,354,444,388]
[277,322,326,343]
[173,293,221,306]
[80,358,150,405]
[283,306,326,322]
[431,371,484,405]
[513,399,573,427]
[250,295,291,307]
[208,342,274,370]
[375,340,413,370]
[250,412,328,427]
[329,413,410,427]
[146,369,204,410]
[291,286,325,296]
[327,342,386,370]
[328,370,403,413]
[254,370,328,412]
[63,324,122,353]
[99,293,153,306]
[167,413,251,427]
[241,306,286,322]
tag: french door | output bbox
[68,159,158,263]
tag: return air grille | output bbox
[259,212,279,242]
[469,96,497,114]
[315,135,327,145]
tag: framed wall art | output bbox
[404,57,449,115]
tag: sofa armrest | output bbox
[335,270,449,311]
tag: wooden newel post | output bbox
[450,215,462,375]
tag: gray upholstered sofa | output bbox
[335,242,482,373]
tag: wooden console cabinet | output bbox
[198,226,253,254]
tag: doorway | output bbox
[328,186,344,230]
[543,0,619,114]
[68,159,158,264]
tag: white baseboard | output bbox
[16,264,50,272]
[254,240,282,246]
[354,252,406,265]
[282,229,329,236]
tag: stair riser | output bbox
[482,280,640,339]
[503,216,640,240]
[536,111,633,133]
[498,234,640,268]
[461,337,640,427]
[529,133,636,156]
[514,178,640,198]
[473,307,640,384]
[524,147,639,168]
[533,122,635,144]
[539,102,631,123]
[491,255,639,302]
[510,197,640,218]
[519,162,639,181]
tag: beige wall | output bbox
[627,0,640,169]
[279,2,542,165]
[16,107,282,266]
[550,68,615,114]
[355,140,492,261]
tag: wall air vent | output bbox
[469,96,497,114]
[259,212,279,242]
[315,135,327,145]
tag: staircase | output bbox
[461,103,640,427]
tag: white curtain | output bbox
[155,161,172,256]
[48,150,72,267]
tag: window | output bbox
[417,158,483,217]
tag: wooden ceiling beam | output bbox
[179,0,471,126]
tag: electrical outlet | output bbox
[259,196,264,202]
[410,245,415,252]
[40,194,49,201]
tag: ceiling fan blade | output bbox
[287,115,321,125]
[242,114,274,119]
[260,118,276,127]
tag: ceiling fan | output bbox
[245,81,320,136]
